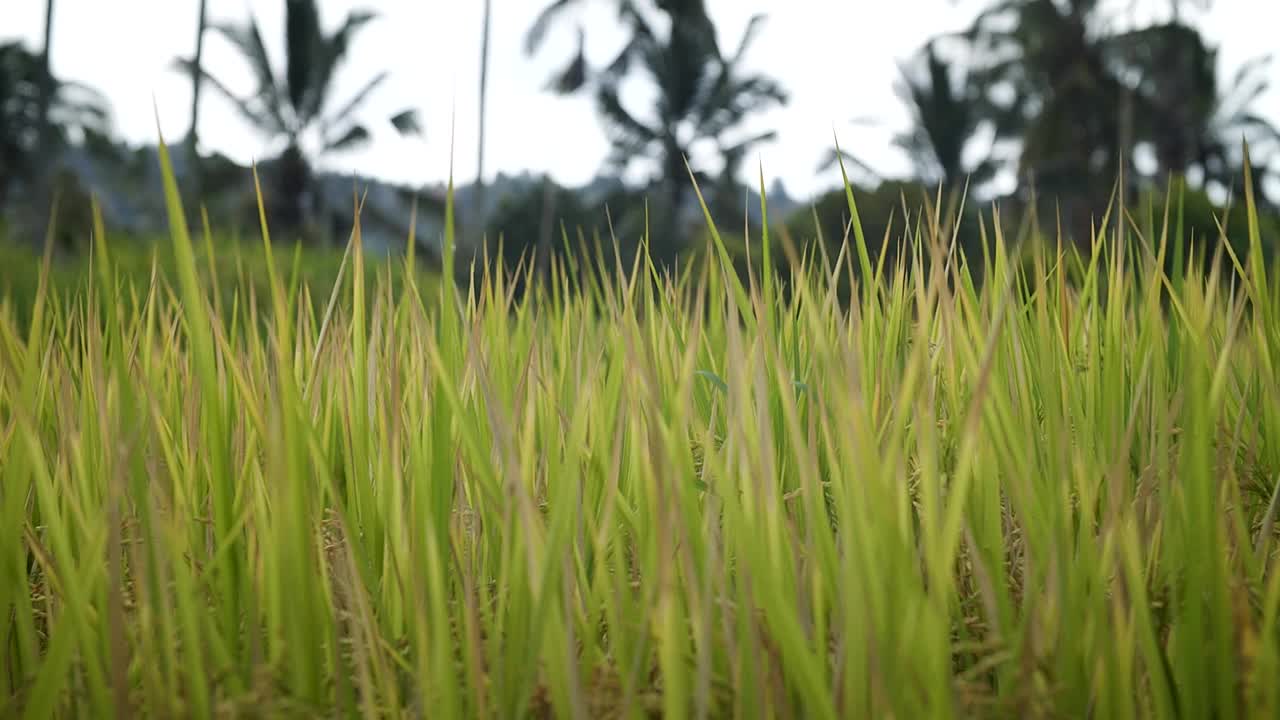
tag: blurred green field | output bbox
[0,231,438,337]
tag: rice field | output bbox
[2,142,1280,719]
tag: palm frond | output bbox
[1217,56,1272,121]
[285,0,323,116]
[389,109,422,136]
[324,125,371,152]
[1228,53,1272,91]
[56,81,113,123]
[719,130,777,180]
[524,0,578,55]
[596,85,657,145]
[209,19,288,132]
[325,71,388,134]
[730,14,767,68]
[309,10,379,121]
[547,27,588,94]
[327,10,379,60]
[600,14,657,84]
[172,57,282,136]
[698,75,786,139]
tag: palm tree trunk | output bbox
[475,0,494,239]
[34,0,57,244]
[39,0,55,156]
[661,140,687,262]
[187,0,209,197]
[276,143,312,240]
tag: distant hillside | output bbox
[6,144,806,256]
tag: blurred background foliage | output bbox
[2,0,1279,314]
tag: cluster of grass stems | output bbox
[3,136,1280,719]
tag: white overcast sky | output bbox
[4,0,1278,200]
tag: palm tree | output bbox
[0,41,111,208]
[819,40,998,194]
[961,0,1205,240]
[1118,22,1280,200]
[817,42,995,195]
[966,0,1129,195]
[38,0,55,153]
[176,0,421,241]
[593,12,786,258]
[889,39,997,195]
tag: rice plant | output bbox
[2,139,1279,719]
